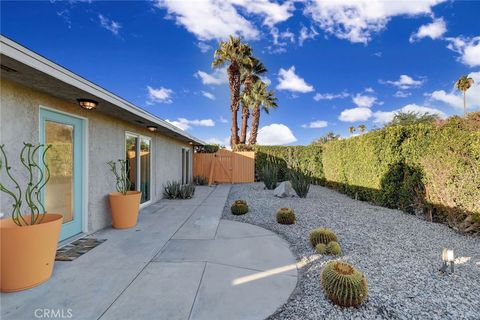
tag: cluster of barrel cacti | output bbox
[231,200,249,215]
[310,228,342,256]
[276,208,295,225]
[320,261,368,308]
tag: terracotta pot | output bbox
[0,214,63,292]
[108,191,141,229]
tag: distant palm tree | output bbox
[244,80,277,145]
[349,126,356,136]
[239,57,267,144]
[455,75,474,116]
[212,36,253,146]
[358,124,366,134]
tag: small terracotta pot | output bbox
[108,191,141,229]
[0,214,63,292]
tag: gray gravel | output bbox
[222,183,480,320]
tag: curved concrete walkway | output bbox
[1,185,297,320]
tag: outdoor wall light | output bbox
[77,99,98,110]
[440,248,455,274]
[147,126,157,132]
[189,141,193,145]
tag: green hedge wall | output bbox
[322,114,480,234]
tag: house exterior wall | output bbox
[0,79,192,233]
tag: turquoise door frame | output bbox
[40,108,84,241]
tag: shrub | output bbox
[289,170,310,198]
[194,144,220,153]
[261,162,278,190]
[231,200,249,215]
[326,241,341,255]
[193,175,208,185]
[163,181,195,199]
[310,228,337,247]
[315,243,327,254]
[321,261,368,308]
[276,208,295,225]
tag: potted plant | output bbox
[107,160,141,229]
[0,143,63,292]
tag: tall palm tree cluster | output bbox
[212,36,277,146]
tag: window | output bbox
[182,148,191,184]
[125,133,151,204]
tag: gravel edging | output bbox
[221,183,480,320]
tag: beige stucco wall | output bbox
[0,79,192,233]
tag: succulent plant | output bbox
[315,243,327,254]
[327,241,342,255]
[321,261,368,308]
[231,200,249,215]
[309,228,337,247]
[276,208,295,225]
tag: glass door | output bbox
[125,133,151,204]
[40,108,84,241]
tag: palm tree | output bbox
[212,36,253,146]
[239,57,267,144]
[455,75,474,116]
[349,126,356,136]
[358,124,366,134]
[244,80,277,145]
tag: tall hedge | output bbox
[322,114,480,234]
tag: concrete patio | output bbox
[0,185,298,320]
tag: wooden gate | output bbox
[193,150,255,185]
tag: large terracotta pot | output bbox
[0,214,63,292]
[108,191,141,229]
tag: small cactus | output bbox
[309,228,337,247]
[231,200,249,215]
[327,241,341,255]
[315,243,327,254]
[276,208,295,225]
[321,261,368,308]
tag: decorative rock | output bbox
[274,181,296,198]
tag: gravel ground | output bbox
[222,183,480,320]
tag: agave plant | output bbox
[262,161,278,190]
[0,143,52,226]
[107,160,131,195]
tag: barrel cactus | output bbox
[231,200,249,215]
[315,243,327,254]
[276,208,295,225]
[327,241,341,255]
[321,261,368,308]
[309,228,337,247]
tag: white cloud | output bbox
[352,94,378,108]
[147,86,174,104]
[195,68,228,85]
[382,75,424,89]
[446,36,480,67]
[365,87,375,93]
[219,116,228,123]
[373,104,446,124]
[393,91,411,98]
[313,91,349,101]
[276,66,314,93]
[201,91,216,100]
[257,123,297,145]
[428,71,480,110]
[98,14,121,35]
[302,120,328,128]
[154,0,293,41]
[299,26,318,46]
[374,52,383,57]
[166,118,215,130]
[338,107,373,122]
[196,42,212,53]
[304,0,445,44]
[409,18,446,42]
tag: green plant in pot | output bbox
[0,143,63,292]
[107,160,141,229]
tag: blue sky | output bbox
[1,1,479,146]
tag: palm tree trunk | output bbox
[248,103,260,145]
[463,90,467,116]
[239,103,249,144]
[228,63,241,146]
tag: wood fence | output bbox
[193,149,255,185]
